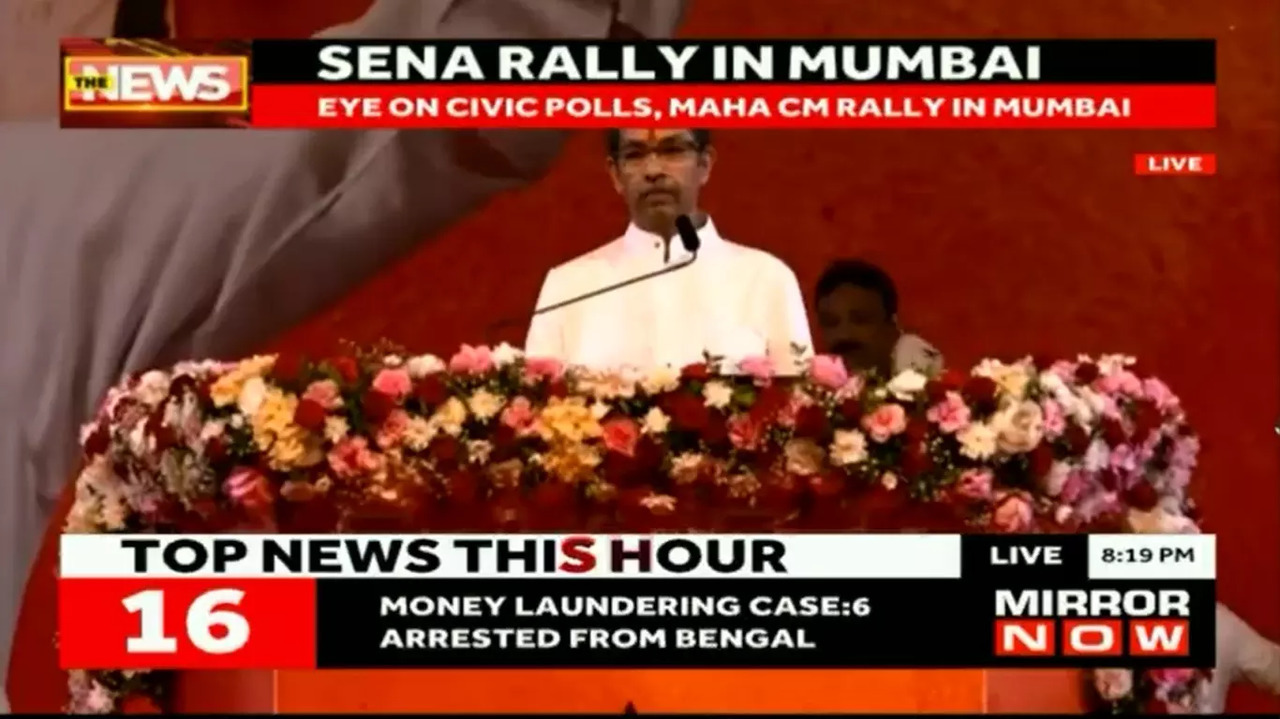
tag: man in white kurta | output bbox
[524,129,812,370]
[0,0,689,707]
[1198,602,1280,713]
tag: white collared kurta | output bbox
[524,218,813,371]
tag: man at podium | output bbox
[525,128,812,371]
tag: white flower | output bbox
[590,400,611,420]
[467,389,503,421]
[886,369,928,401]
[1094,668,1133,701]
[468,440,494,464]
[957,422,998,460]
[640,494,677,512]
[992,400,1044,453]
[402,416,437,451]
[1039,461,1071,497]
[702,381,733,409]
[1126,508,1198,535]
[1053,504,1074,525]
[324,416,350,444]
[973,358,1033,399]
[136,370,171,406]
[1083,439,1110,472]
[83,680,115,713]
[237,377,267,416]
[431,397,468,436]
[642,407,670,434]
[406,354,445,379]
[829,429,868,466]
[641,365,682,394]
[880,472,899,490]
[491,342,523,367]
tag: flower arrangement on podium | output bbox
[66,343,1205,714]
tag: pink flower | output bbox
[991,490,1034,532]
[1058,472,1090,504]
[523,356,565,383]
[728,413,764,450]
[302,380,344,410]
[372,368,412,401]
[1109,445,1138,474]
[808,354,850,390]
[1148,668,1196,688]
[327,436,380,479]
[861,403,907,443]
[1141,377,1179,411]
[776,393,810,428]
[1097,370,1142,397]
[1048,360,1077,382]
[737,355,775,382]
[955,469,994,500]
[601,416,641,457]
[1041,399,1066,438]
[448,344,494,374]
[500,396,536,433]
[376,409,410,449]
[1170,436,1199,471]
[223,467,273,509]
[926,391,971,434]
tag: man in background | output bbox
[0,1,689,709]
[525,128,812,371]
[813,259,942,377]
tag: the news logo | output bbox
[63,56,248,112]
[992,588,1191,658]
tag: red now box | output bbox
[58,577,317,669]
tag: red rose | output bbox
[83,424,110,457]
[938,369,966,391]
[362,389,396,423]
[547,378,570,398]
[428,436,461,465]
[837,397,863,424]
[962,375,998,407]
[1131,400,1162,442]
[681,362,711,381]
[633,435,664,473]
[1101,417,1128,448]
[1028,442,1055,478]
[600,451,641,485]
[808,473,846,498]
[1098,469,1120,492]
[272,352,305,383]
[446,469,480,504]
[752,383,791,420]
[903,416,930,444]
[1124,480,1159,510]
[792,405,829,439]
[119,693,163,714]
[204,436,227,463]
[700,413,730,446]
[146,409,177,451]
[924,379,948,405]
[414,375,449,406]
[664,392,711,432]
[1063,424,1091,456]
[1074,362,1100,384]
[489,424,519,458]
[331,356,360,384]
[293,398,327,431]
[532,481,575,510]
[900,442,932,478]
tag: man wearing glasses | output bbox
[525,128,812,371]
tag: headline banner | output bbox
[57,533,1216,671]
[59,38,1216,129]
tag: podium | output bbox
[10,481,1089,714]
[172,667,1087,713]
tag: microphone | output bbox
[486,215,702,342]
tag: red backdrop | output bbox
[177,0,1279,711]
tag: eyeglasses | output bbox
[616,141,701,171]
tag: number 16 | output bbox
[123,589,250,654]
